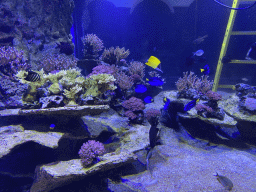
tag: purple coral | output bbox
[122,97,145,111]
[0,46,31,80]
[243,97,256,112]
[78,140,105,167]
[205,90,222,101]
[195,104,213,113]
[87,64,118,77]
[37,53,77,74]
[125,110,137,120]
[145,109,161,121]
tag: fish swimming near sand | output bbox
[193,35,208,45]
[215,172,233,191]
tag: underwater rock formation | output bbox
[0,0,75,68]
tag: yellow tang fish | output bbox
[145,56,163,73]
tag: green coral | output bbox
[64,85,83,105]
[83,74,116,97]
[59,69,86,105]
[16,69,46,102]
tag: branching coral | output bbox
[101,46,130,65]
[115,71,134,91]
[37,53,77,74]
[128,61,145,79]
[0,46,31,80]
[176,71,213,94]
[78,140,105,167]
[81,34,104,59]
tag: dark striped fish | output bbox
[25,71,40,82]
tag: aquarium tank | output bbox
[1,0,256,191]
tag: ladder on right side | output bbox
[212,0,256,92]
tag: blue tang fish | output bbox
[200,64,210,75]
[146,77,164,86]
[184,99,199,112]
[135,84,147,93]
[163,97,171,110]
[49,124,55,130]
[144,96,153,103]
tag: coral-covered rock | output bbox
[39,95,64,109]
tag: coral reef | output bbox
[78,140,105,167]
[82,34,104,59]
[0,0,74,68]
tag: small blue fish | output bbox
[146,77,164,86]
[135,84,147,93]
[200,64,210,75]
[49,124,55,130]
[184,99,199,112]
[163,97,171,111]
[144,96,153,103]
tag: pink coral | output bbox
[78,140,105,167]
[122,97,145,111]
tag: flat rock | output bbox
[80,109,130,137]
[0,125,63,158]
[0,105,109,117]
[220,94,256,122]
